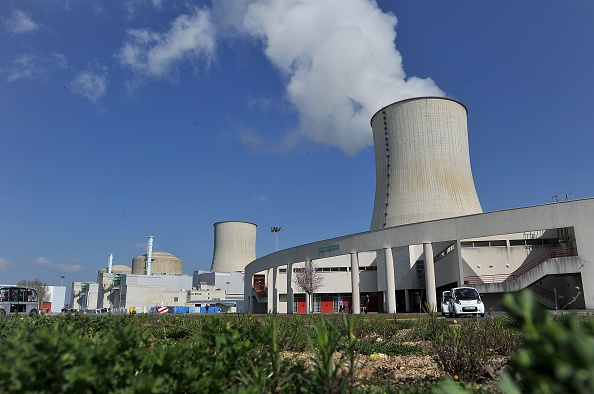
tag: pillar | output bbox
[287,262,294,314]
[350,252,361,314]
[405,289,410,312]
[267,269,273,313]
[384,247,397,313]
[272,266,279,313]
[423,243,437,312]
[455,240,464,286]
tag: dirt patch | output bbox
[283,351,445,387]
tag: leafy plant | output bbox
[499,290,594,394]
[305,317,349,393]
[432,317,504,384]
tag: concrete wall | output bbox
[47,286,66,313]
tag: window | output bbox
[27,289,38,302]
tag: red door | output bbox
[296,296,306,313]
[321,296,334,313]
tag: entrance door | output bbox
[321,296,334,313]
[296,296,306,313]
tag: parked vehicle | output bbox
[0,286,39,317]
[441,290,451,317]
[448,287,485,317]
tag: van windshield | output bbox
[454,288,479,300]
[442,292,450,301]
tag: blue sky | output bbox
[2,0,594,290]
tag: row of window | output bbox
[461,239,559,248]
[0,287,39,303]
[278,266,378,273]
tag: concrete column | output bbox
[405,289,411,312]
[384,247,397,313]
[350,252,361,314]
[272,266,279,313]
[423,243,437,312]
[455,240,464,286]
[267,269,273,313]
[287,262,294,314]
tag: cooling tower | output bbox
[211,221,257,273]
[370,97,482,230]
[131,251,183,275]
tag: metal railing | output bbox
[529,283,556,303]
[464,248,578,285]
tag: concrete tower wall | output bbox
[211,221,257,273]
[370,97,482,230]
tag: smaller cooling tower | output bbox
[370,97,482,229]
[131,251,183,275]
[211,221,257,273]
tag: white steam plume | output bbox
[217,0,444,155]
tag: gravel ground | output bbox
[283,350,445,387]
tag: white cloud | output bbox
[116,6,216,82]
[217,0,444,155]
[71,68,108,104]
[252,195,268,203]
[0,258,17,271]
[122,0,165,17]
[3,10,39,34]
[6,52,68,82]
[35,257,83,273]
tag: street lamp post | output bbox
[271,226,283,251]
[60,276,65,286]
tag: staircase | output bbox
[468,249,582,300]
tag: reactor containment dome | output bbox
[211,221,257,273]
[370,97,483,230]
[132,251,183,276]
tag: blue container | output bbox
[169,306,190,314]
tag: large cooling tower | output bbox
[370,97,482,230]
[211,221,257,272]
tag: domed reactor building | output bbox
[211,221,257,273]
[132,251,183,275]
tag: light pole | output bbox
[60,276,65,286]
[271,226,283,251]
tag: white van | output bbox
[441,291,451,317]
[448,287,485,317]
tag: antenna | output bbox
[146,236,154,276]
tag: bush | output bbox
[499,290,594,394]
[432,317,510,384]
[0,318,252,393]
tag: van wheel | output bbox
[0,309,6,317]
[29,309,38,317]
[480,313,485,318]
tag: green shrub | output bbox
[432,317,507,384]
[499,290,594,394]
[0,318,252,393]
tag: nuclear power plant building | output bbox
[245,97,592,314]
